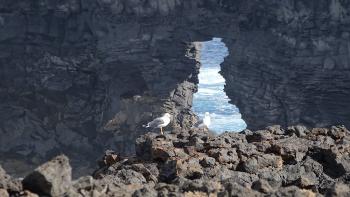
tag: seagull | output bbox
[193,112,211,129]
[143,113,171,135]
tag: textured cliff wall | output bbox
[219,0,350,130]
[1,0,350,177]
[0,0,205,176]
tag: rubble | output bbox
[0,125,349,196]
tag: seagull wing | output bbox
[148,117,165,128]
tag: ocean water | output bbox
[192,38,247,134]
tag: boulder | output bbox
[200,156,216,168]
[287,125,309,137]
[136,133,176,161]
[0,165,22,192]
[98,150,120,167]
[246,130,274,143]
[207,148,239,164]
[0,189,9,197]
[22,155,72,196]
[252,180,274,193]
[177,158,203,179]
[241,154,283,173]
[269,136,310,163]
[219,182,261,197]
[329,126,349,140]
[326,183,350,197]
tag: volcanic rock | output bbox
[2,0,350,179]
[326,183,350,197]
[0,165,22,192]
[0,125,349,196]
[22,155,72,196]
[0,189,9,197]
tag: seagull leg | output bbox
[160,127,164,135]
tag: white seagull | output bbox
[143,113,171,135]
[193,112,211,129]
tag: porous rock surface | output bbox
[1,125,350,196]
[1,0,350,178]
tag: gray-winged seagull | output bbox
[143,113,171,135]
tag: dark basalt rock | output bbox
[0,0,200,177]
[22,155,72,197]
[1,125,350,196]
[1,0,350,180]
[219,1,350,131]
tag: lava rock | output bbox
[266,125,285,135]
[287,125,310,137]
[252,180,273,193]
[0,189,9,197]
[219,182,261,197]
[207,148,238,164]
[200,156,216,168]
[6,125,350,196]
[22,155,72,196]
[98,150,120,167]
[0,165,22,192]
[177,158,203,180]
[269,136,310,163]
[326,183,350,197]
[246,130,274,143]
[136,133,176,161]
[241,154,283,173]
[132,185,158,197]
[329,126,349,140]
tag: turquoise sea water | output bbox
[192,38,247,134]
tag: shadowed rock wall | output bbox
[219,0,350,130]
[0,0,204,177]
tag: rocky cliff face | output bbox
[1,126,350,196]
[0,0,202,177]
[1,0,350,177]
[219,0,350,130]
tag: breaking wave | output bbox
[192,38,247,133]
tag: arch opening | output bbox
[192,38,247,134]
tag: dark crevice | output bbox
[309,149,346,179]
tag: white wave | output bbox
[197,88,218,94]
[198,68,225,85]
[192,38,247,134]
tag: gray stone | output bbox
[200,157,216,168]
[22,155,72,196]
[0,189,9,197]
[252,180,274,194]
[326,183,350,197]
[0,165,22,192]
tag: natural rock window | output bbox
[192,38,247,134]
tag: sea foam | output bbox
[192,38,247,133]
